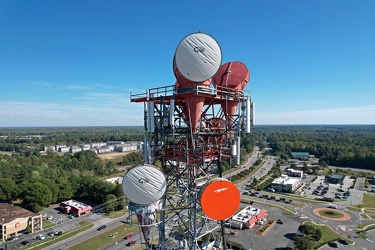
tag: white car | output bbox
[327,204,337,209]
[46,215,53,220]
[37,234,45,240]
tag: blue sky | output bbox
[0,0,374,127]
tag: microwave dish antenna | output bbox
[174,32,222,82]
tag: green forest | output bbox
[0,125,374,213]
[0,127,145,212]
[260,125,375,170]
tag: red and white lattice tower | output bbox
[124,32,254,250]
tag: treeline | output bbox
[0,150,124,212]
[2,125,374,212]
[261,125,375,171]
[0,126,144,152]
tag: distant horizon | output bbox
[1,124,374,129]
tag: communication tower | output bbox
[123,32,254,250]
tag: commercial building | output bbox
[287,168,303,178]
[59,200,93,217]
[271,174,303,193]
[328,174,345,184]
[105,176,123,184]
[230,206,267,229]
[0,203,42,242]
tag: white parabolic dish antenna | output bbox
[175,32,222,82]
[122,165,167,205]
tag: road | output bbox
[236,148,275,190]
[42,215,128,250]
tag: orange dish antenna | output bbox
[200,178,240,220]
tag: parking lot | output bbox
[301,175,355,201]
[227,202,303,250]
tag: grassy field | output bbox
[105,209,129,219]
[318,210,344,218]
[354,194,375,208]
[357,221,375,229]
[346,206,362,212]
[304,222,353,249]
[69,223,138,250]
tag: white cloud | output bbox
[75,92,131,104]
[0,101,144,127]
[31,81,53,87]
[29,80,142,92]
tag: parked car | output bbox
[21,240,29,245]
[124,234,133,239]
[338,239,349,245]
[277,219,283,224]
[328,241,338,248]
[97,225,107,231]
[37,234,45,240]
[126,240,136,246]
[47,231,55,236]
[322,197,334,202]
[46,215,53,220]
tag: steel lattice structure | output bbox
[130,83,253,249]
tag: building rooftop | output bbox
[331,174,345,180]
[60,200,91,210]
[232,206,267,223]
[287,168,303,173]
[290,152,309,156]
[0,203,37,224]
[272,175,301,185]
